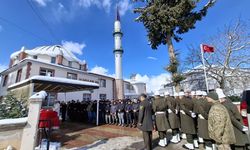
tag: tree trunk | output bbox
[166,35,180,92]
[219,78,226,90]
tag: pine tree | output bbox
[0,92,28,119]
[134,0,216,91]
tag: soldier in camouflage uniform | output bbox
[216,88,249,150]
[207,91,236,150]
[153,91,170,147]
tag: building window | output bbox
[83,93,91,101]
[68,61,72,67]
[99,94,106,100]
[126,84,133,90]
[39,68,54,77]
[16,69,22,83]
[2,75,8,87]
[33,55,37,59]
[51,57,56,64]
[67,72,77,80]
[100,79,106,88]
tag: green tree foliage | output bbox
[0,92,28,119]
[134,0,215,91]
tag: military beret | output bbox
[207,91,219,100]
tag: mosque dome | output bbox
[10,45,86,64]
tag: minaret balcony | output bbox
[113,31,123,37]
[113,48,124,54]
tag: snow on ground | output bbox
[0,117,27,125]
[68,136,143,150]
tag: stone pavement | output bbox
[51,122,203,150]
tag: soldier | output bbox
[153,91,170,147]
[105,101,111,124]
[117,100,125,126]
[207,91,236,150]
[110,100,117,125]
[194,91,214,150]
[165,92,181,144]
[138,93,154,150]
[192,90,203,148]
[216,88,249,150]
[179,91,197,150]
[132,98,140,128]
[125,100,133,127]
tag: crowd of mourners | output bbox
[59,99,140,127]
[57,88,249,150]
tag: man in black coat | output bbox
[138,94,154,150]
[60,101,67,122]
[132,99,140,128]
[125,100,133,127]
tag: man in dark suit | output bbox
[138,94,154,150]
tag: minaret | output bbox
[113,8,124,99]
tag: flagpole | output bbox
[200,44,209,93]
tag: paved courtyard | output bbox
[51,122,204,150]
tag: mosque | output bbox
[0,10,146,104]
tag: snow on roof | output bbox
[30,91,47,99]
[10,45,86,64]
[0,117,27,125]
[8,75,99,89]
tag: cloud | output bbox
[61,40,86,55]
[129,73,171,93]
[0,64,8,83]
[76,0,112,13]
[117,0,132,16]
[147,56,157,60]
[102,0,112,13]
[90,65,115,77]
[0,64,7,72]
[90,65,109,75]
[33,0,52,7]
[90,66,171,93]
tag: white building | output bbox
[0,45,146,104]
[159,65,250,96]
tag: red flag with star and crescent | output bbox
[202,44,214,53]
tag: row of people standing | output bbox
[105,99,140,127]
[59,99,140,127]
[137,89,249,150]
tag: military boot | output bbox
[164,137,168,146]
[193,139,199,148]
[205,146,213,150]
[158,139,166,147]
[177,133,181,142]
[170,135,179,144]
[198,137,204,143]
[183,143,194,150]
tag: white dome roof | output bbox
[11,45,86,64]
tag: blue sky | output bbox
[0,0,249,92]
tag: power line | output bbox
[26,0,60,44]
[0,16,51,43]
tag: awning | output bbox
[8,75,99,93]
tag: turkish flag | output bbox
[202,44,214,53]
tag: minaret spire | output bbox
[116,6,120,21]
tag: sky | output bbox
[0,0,249,92]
